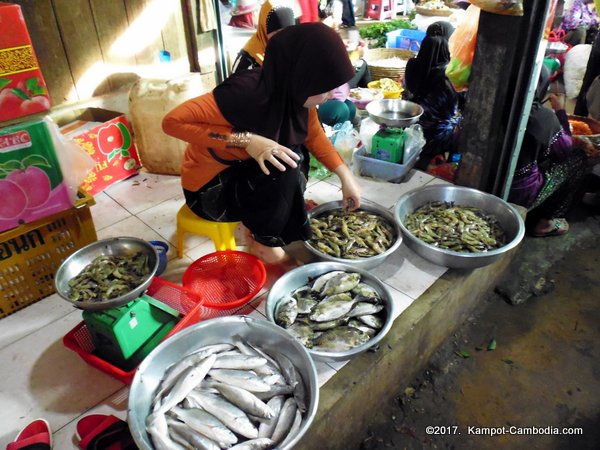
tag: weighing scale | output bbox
[371,126,407,163]
[82,294,180,371]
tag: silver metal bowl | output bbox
[54,236,159,311]
[304,200,402,270]
[128,316,319,450]
[365,99,424,127]
[265,261,397,362]
[394,185,525,269]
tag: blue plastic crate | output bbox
[386,29,426,52]
[353,145,421,183]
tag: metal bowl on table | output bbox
[54,236,159,311]
[304,200,402,270]
[394,185,525,269]
[265,262,397,362]
[365,99,424,128]
[128,316,319,450]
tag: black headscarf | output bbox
[526,65,562,147]
[426,21,455,39]
[213,23,355,147]
[404,34,451,100]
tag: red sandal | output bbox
[75,414,135,450]
[7,419,52,450]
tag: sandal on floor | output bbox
[7,418,52,450]
[532,218,569,237]
[76,414,136,450]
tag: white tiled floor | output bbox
[0,167,448,448]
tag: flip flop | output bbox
[7,418,52,450]
[76,414,135,450]
[532,218,569,237]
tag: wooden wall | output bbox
[13,0,217,107]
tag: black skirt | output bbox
[184,145,311,247]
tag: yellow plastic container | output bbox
[368,79,403,99]
[0,191,97,318]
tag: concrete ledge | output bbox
[297,247,519,449]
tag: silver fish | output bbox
[270,397,297,444]
[312,326,371,352]
[208,369,271,392]
[170,406,238,447]
[279,408,303,448]
[309,293,355,322]
[274,295,298,328]
[155,353,217,416]
[213,354,268,370]
[347,302,384,317]
[286,323,314,348]
[296,296,318,315]
[187,391,259,439]
[268,351,307,413]
[311,270,345,292]
[304,317,348,331]
[228,438,275,450]
[347,319,378,337]
[253,384,295,401]
[321,272,361,295]
[351,283,381,302]
[166,417,222,450]
[258,395,285,438]
[147,412,187,450]
[156,345,230,401]
[212,382,275,419]
[357,314,384,329]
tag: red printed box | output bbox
[0,3,51,123]
[58,108,141,195]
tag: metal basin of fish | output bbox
[365,99,423,127]
[266,262,397,362]
[128,316,319,450]
[394,185,525,269]
[54,236,159,311]
[304,200,402,270]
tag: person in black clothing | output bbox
[404,21,463,170]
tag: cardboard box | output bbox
[0,3,51,123]
[57,108,141,195]
[0,119,73,233]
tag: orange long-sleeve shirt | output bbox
[162,92,344,192]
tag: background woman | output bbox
[163,24,361,265]
[508,66,588,236]
[231,0,295,73]
[404,22,463,170]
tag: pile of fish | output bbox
[308,209,395,259]
[68,252,151,302]
[274,270,386,352]
[404,201,506,253]
[145,337,308,449]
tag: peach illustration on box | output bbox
[0,77,50,121]
[0,121,73,233]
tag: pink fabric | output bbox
[331,83,350,102]
[297,0,319,22]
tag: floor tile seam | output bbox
[51,386,127,437]
[103,191,180,217]
[0,308,80,352]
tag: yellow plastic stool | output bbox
[176,204,239,258]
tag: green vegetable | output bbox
[455,350,470,358]
[487,339,497,351]
[359,19,417,48]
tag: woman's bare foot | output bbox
[532,218,569,237]
[248,240,290,265]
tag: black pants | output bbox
[184,146,311,247]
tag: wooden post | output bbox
[455,0,550,196]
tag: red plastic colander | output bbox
[182,250,266,310]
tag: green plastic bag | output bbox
[309,154,330,180]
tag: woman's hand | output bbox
[549,93,565,112]
[246,134,300,175]
[334,164,361,211]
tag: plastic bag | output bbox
[470,0,523,16]
[403,124,425,164]
[309,154,331,179]
[46,117,96,202]
[330,121,361,164]
[446,5,480,92]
